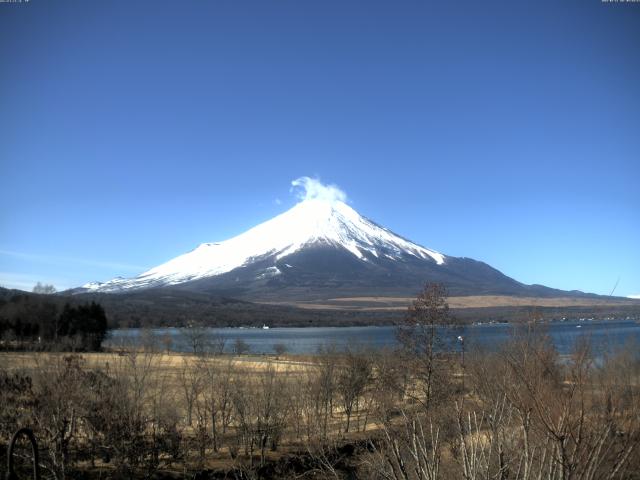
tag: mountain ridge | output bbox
[74,198,603,301]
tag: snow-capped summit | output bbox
[78,188,586,301]
[82,198,446,293]
[70,177,603,301]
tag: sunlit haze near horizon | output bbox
[0,0,639,297]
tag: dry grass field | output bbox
[0,349,392,477]
[263,294,640,310]
[0,350,312,374]
[2,295,639,480]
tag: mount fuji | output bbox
[77,198,583,301]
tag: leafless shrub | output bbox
[233,338,251,355]
[366,410,441,480]
[273,342,288,357]
[337,348,372,433]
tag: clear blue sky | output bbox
[1,0,638,297]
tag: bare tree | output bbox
[200,356,236,452]
[32,355,84,479]
[316,344,338,439]
[191,368,209,469]
[254,364,292,463]
[110,348,164,475]
[180,324,209,355]
[79,348,182,476]
[229,362,294,467]
[273,343,288,357]
[209,333,227,355]
[233,338,251,355]
[230,373,256,463]
[161,332,173,353]
[140,327,160,352]
[336,348,372,433]
[456,328,640,480]
[367,411,441,480]
[397,282,456,411]
[372,348,408,423]
[177,357,203,427]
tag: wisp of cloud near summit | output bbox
[291,177,347,204]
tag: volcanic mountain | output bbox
[78,199,589,301]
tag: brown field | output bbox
[0,349,381,427]
[2,336,639,479]
[263,294,640,311]
[0,349,389,474]
[0,350,314,374]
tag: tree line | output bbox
[0,293,108,351]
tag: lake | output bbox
[107,318,640,355]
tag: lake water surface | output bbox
[107,319,640,355]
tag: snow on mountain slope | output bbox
[82,199,445,293]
